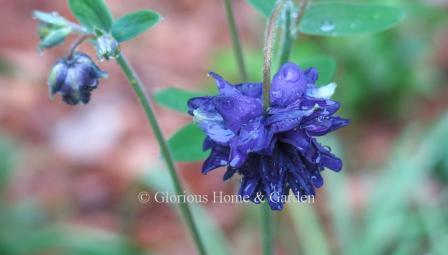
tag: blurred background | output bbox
[1,0,448,254]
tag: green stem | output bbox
[224,0,248,81]
[116,54,207,255]
[262,202,274,255]
[278,8,292,67]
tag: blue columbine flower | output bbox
[188,62,349,210]
[48,52,107,105]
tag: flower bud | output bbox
[95,34,120,61]
[33,11,72,50]
[38,24,72,50]
[47,52,107,105]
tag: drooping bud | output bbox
[47,52,107,105]
[95,34,120,61]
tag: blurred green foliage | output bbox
[322,0,447,119]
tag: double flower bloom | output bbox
[188,62,349,210]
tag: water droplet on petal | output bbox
[320,20,335,32]
[272,90,282,98]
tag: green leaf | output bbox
[154,87,206,114]
[168,123,208,162]
[33,11,69,26]
[68,0,113,32]
[300,3,405,36]
[112,10,161,42]
[245,0,275,17]
[296,56,336,85]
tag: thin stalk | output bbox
[278,8,291,67]
[224,0,248,81]
[116,53,207,255]
[262,202,274,255]
[68,34,93,58]
[260,3,285,255]
[262,1,284,111]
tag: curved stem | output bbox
[68,34,93,58]
[116,53,207,255]
[262,1,284,111]
[224,0,248,81]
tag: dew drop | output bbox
[272,90,282,98]
[320,20,335,32]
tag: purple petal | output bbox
[314,141,342,172]
[279,130,311,153]
[265,108,314,134]
[305,67,319,84]
[235,82,262,98]
[213,94,263,132]
[188,96,211,115]
[190,97,235,144]
[229,138,248,168]
[238,177,259,199]
[202,137,213,151]
[208,72,240,96]
[261,152,287,210]
[303,116,350,136]
[236,118,269,154]
[270,62,308,107]
[202,144,230,174]
[223,166,237,181]
[311,172,324,188]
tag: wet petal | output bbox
[187,96,211,115]
[190,97,235,144]
[265,108,314,134]
[236,118,269,154]
[235,82,262,98]
[208,72,240,96]
[270,62,308,107]
[202,136,213,151]
[202,144,230,174]
[261,152,287,210]
[314,141,342,171]
[305,67,319,84]
[303,116,350,136]
[223,166,237,181]
[279,130,311,153]
[311,171,324,188]
[213,94,263,132]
